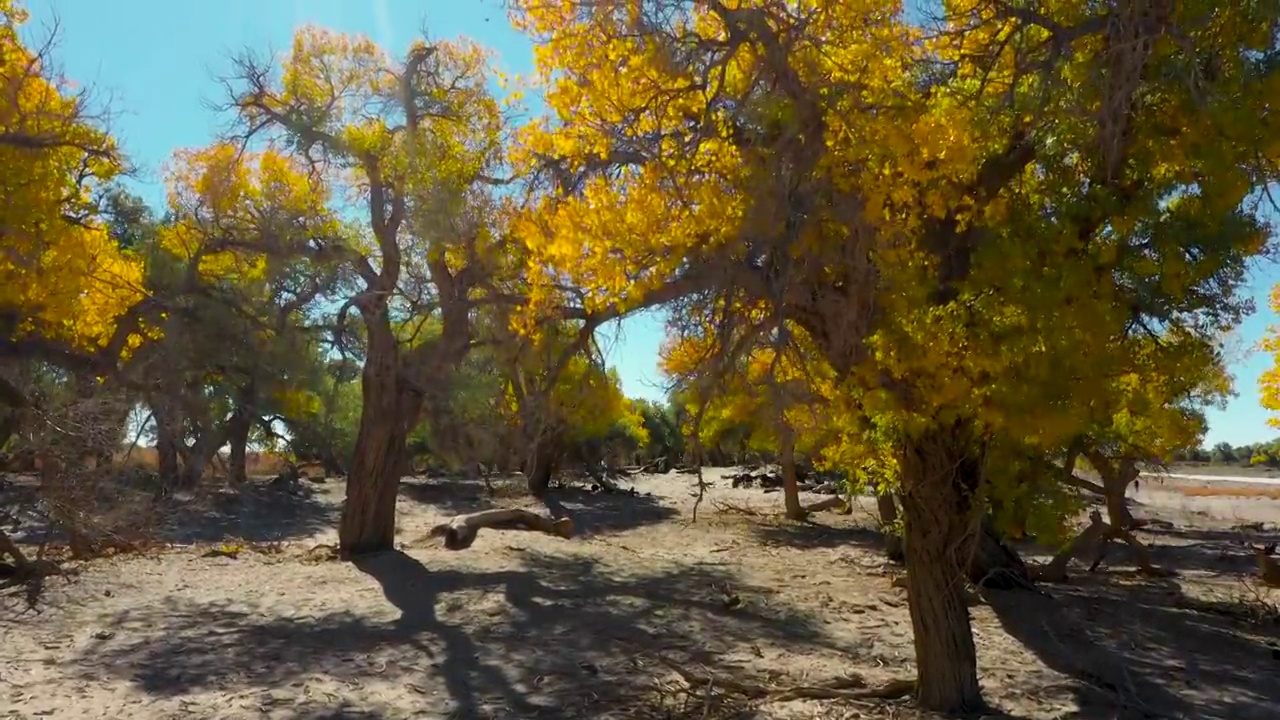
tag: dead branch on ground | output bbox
[426,508,574,550]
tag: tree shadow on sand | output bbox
[401,476,679,538]
[746,514,889,553]
[68,550,847,719]
[2,474,337,547]
[988,573,1280,720]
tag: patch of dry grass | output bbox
[113,447,291,477]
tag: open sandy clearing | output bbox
[3,469,1280,720]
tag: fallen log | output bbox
[428,508,574,550]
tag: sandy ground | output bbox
[3,469,1280,720]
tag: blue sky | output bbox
[23,0,1280,448]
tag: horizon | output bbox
[24,0,1280,449]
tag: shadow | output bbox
[989,574,1280,720]
[155,480,338,545]
[1,473,337,547]
[537,486,677,536]
[67,549,839,719]
[1071,524,1280,578]
[749,518,888,552]
[399,476,679,538]
[398,476,501,516]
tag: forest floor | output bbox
[3,469,1280,720]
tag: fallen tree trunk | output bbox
[428,508,574,550]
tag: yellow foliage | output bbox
[0,0,145,355]
[512,0,1276,468]
[158,142,337,285]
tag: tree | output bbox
[498,319,648,493]
[509,0,1280,711]
[632,398,684,468]
[661,305,832,519]
[1209,442,1237,464]
[220,27,509,555]
[129,143,339,487]
[0,0,147,374]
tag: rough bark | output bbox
[876,491,905,563]
[339,314,419,557]
[780,427,805,520]
[898,421,985,713]
[427,508,574,550]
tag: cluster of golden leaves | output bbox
[509,0,1277,467]
[0,0,144,355]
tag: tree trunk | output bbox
[322,451,345,478]
[525,438,557,496]
[339,315,414,557]
[898,420,985,713]
[153,407,181,484]
[780,427,805,520]
[876,491,905,562]
[227,407,252,484]
[338,305,430,557]
[179,426,227,489]
[1085,450,1138,530]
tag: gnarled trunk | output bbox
[339,315,420,557]
[898,420,984,713]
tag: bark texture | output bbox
[898,421,985,713]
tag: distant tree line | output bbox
[1172,441,1280,468]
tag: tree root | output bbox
[654,654,916,703]
[427,508,574,550]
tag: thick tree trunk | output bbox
[898,421,985,714]
[780,428,805,520]
[876,491,905,562]
[227,407,252,484]
[337,338,412,556]
[339,312,420,558]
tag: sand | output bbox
[2,469,1279,720]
